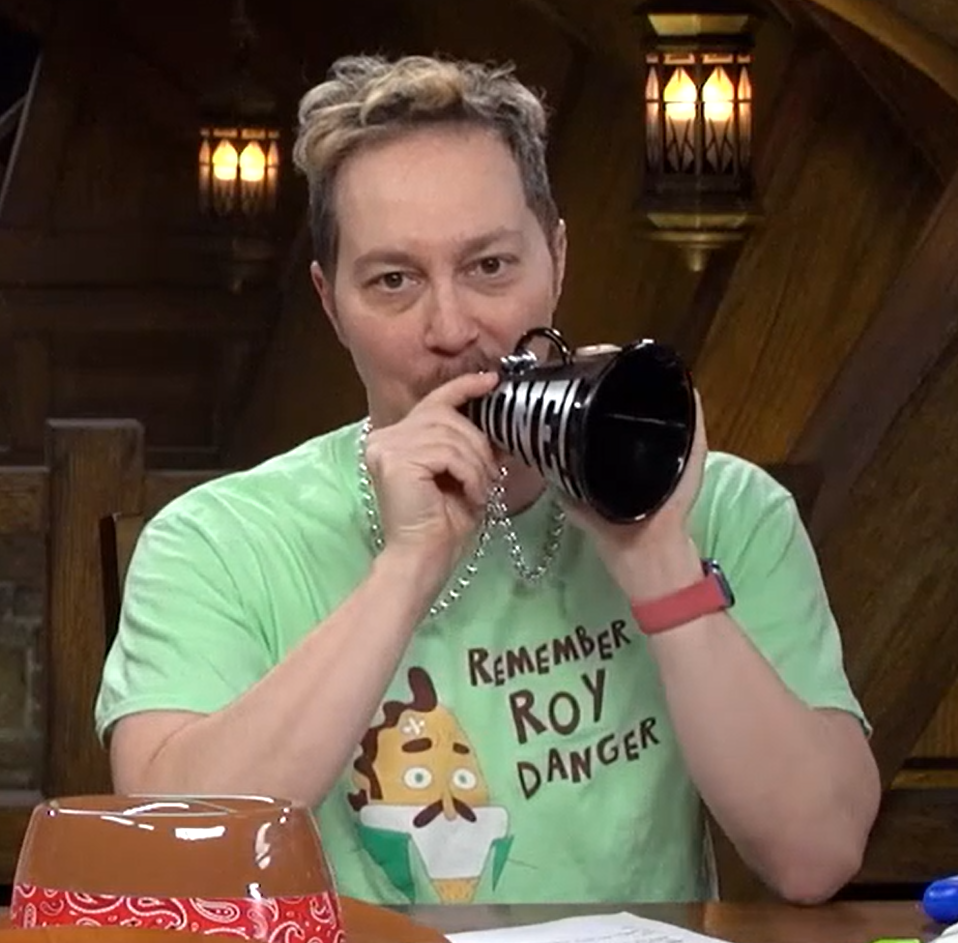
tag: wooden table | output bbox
[0,900,940,943]
[408,901,934,943]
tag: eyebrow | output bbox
[453,743,471,755]
[353,227,525,272]
[401,738,433,753]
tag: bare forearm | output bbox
[619,536,879,901]
[126,548,442,807]
[649,614,878,899]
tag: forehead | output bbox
[378,708,464,747]
[332,125,534,256]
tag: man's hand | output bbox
[568,387,709,598]
[365,371,501,577]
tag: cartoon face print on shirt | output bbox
[349,667,511,903]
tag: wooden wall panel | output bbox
[693,37,939,464]
[549,58,697,349]
[791,165,958,539]
[407,0,574,96]
[50,334,217,450]
[914,685,958,758]
[804,0,958,101]
[226,231,372,464]
[800,0,958,181]
[816,337,958,782]
[0,290,271,466]
[0,3,93,228]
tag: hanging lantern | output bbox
[640,7,762,272]
[198,0,281,225]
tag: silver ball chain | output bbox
[357,419,566,618]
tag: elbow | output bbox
[772,851,862,905]
[765,834,867,905]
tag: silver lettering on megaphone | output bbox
[478,376,585,501]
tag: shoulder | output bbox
[696,450,794,517]
[690,451,800,564]
[143,421,364,551]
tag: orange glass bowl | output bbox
[11,795,343,943]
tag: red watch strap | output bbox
[631,571,729,635]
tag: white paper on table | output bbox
[445,912,734,943]
[932,921,958,942]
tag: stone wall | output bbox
[0,535,44,790]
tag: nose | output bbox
[440,790,458,821]
[423,281,479,355]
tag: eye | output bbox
[375,271,407,290]
[403,766,433,789]
[471,255,513,277]
[451,768,478,790]
[366,270,413,292]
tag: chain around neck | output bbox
[356,419,565,618]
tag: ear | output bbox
[551,219,568,301]
[310,261,347,346]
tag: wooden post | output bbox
[42,419,144,797]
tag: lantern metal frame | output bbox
[197,0,282,226]
[639,7,763,271]
[196,0,283,291]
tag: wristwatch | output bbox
[631,559,735,635]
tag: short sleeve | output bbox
[693,454,869,732]
[94,499,275,742]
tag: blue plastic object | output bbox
[923,875,958,923]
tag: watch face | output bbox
[703,558,735,607]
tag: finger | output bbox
[422,410,501,479]
[371,405,501,481]
[419,443,495,509]
[418,370,500,410]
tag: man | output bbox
[95,53,879,906]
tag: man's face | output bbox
[312,125,566,428]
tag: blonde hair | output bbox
[292,54,559,272]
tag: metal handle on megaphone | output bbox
[499,327,574,377]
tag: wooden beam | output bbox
[0,230,245,287]
[0,287,271,335]
[536,0,639,78]
[43,420,144,797]
[809,327,958,788]
[0,1,98,228]
[691,36,934,460]
[0,801,35,884]
[9,337,50,456]
[0,468,47,534]
[804,0,958,102]
[792,164,958,787]
[671,245,743,371]
[0,0,53,35]
[799,0,958,180]
[144,470,222,518]
[791,164,958,540]
[515,0,595,54]
[858,786,958,883]
[0,97,25,145]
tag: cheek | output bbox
[345,322,418,382]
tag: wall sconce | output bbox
[639,6,762,272]
[197,0,281,290]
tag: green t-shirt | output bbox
[95,420,866,905]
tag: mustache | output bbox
[412,798,477,828]
[413,353,502,396]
